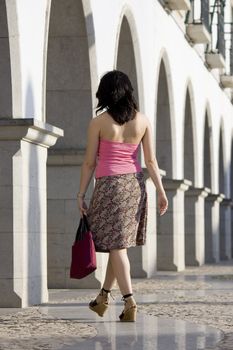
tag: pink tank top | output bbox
[95,139,142,178]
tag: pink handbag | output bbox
[70,214,97,279]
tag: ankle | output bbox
[96,287,111,300]
[123,293,133,299]
[101,287,111,294]
[122,293,136,306]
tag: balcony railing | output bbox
[223,23,233,74]
[185,0,210,31]
[185,0,211,44]
[201,0,210,31]
[205,0,226,69]
[220,22,233,88]
[208,0,226,57]
[217,1,225,58]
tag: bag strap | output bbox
[83,214,90,231]
[75,215,90,242]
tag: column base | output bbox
[185,187,210,266]
[205,193,224,264]
[220,198,233,260]
[0,279,22,307]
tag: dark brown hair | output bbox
[96,70,138,125]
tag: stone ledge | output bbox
[205,193,225,203]
[0,118,64,148]
[165,0,191,11]
[48,149,85,166]
[205,52,226,69]
[220,74,233,89]
[186,23,211,44]
[163,178,192,191]
[186,186,211,197]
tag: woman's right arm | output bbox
[141,116,168,216]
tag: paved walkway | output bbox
[0,260,233,349]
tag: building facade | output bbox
[0,0,233,307]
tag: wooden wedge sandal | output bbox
[89,287,114,317]
[119,293,137,322]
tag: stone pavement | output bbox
[0,260,233,349]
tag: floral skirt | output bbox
[86,171,148,252]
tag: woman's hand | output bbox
[157,191,168,216]
[77,197,88,218]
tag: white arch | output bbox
[5,0,22,117]
[219,117,227,195]
[203,100,215,191]
[155,48,177,178]
[42,0,98,122]
[113,4,145,112]
[182,78,199,186]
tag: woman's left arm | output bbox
[77,117,100,216]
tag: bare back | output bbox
[85,110,156,171]
[97,111,147,145]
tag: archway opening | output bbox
[46,0,92,288]
[231,139,233,258]
[204,114,211,189]
[46,0,92,150]
[219,126,226,260]
[204,112,213,262]
[183,88,196,266]
[116,15,144,276]
[156,58,173,270]
[0,0,12,117]
[156,60,172,178]
[219,127,224,194]
[116,16,139,104]
[184,89,194,183]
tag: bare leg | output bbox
[91,248,136,318]
[109,248,132,296]
[102,255,117,290]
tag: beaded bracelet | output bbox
[77,192,85,198]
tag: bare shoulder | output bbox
[91,112,108,124]
[135,111,150,127]
[88,114,102,127]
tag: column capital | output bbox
[163,178,192,191]
[0,118,64,148]
[186,186,211,198]
[206,193,225,203]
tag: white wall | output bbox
[88,0,233,191]
[8,0,233,190]
[15,0,48,119]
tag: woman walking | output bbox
[77,70,168,322]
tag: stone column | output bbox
[0,118,63,307]
[205,193,224,263]
[129,168,166,278]
[220,198,233,260]
[185,187,210,266]
[157,179,191,271]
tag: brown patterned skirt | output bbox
[86,171,148,252]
